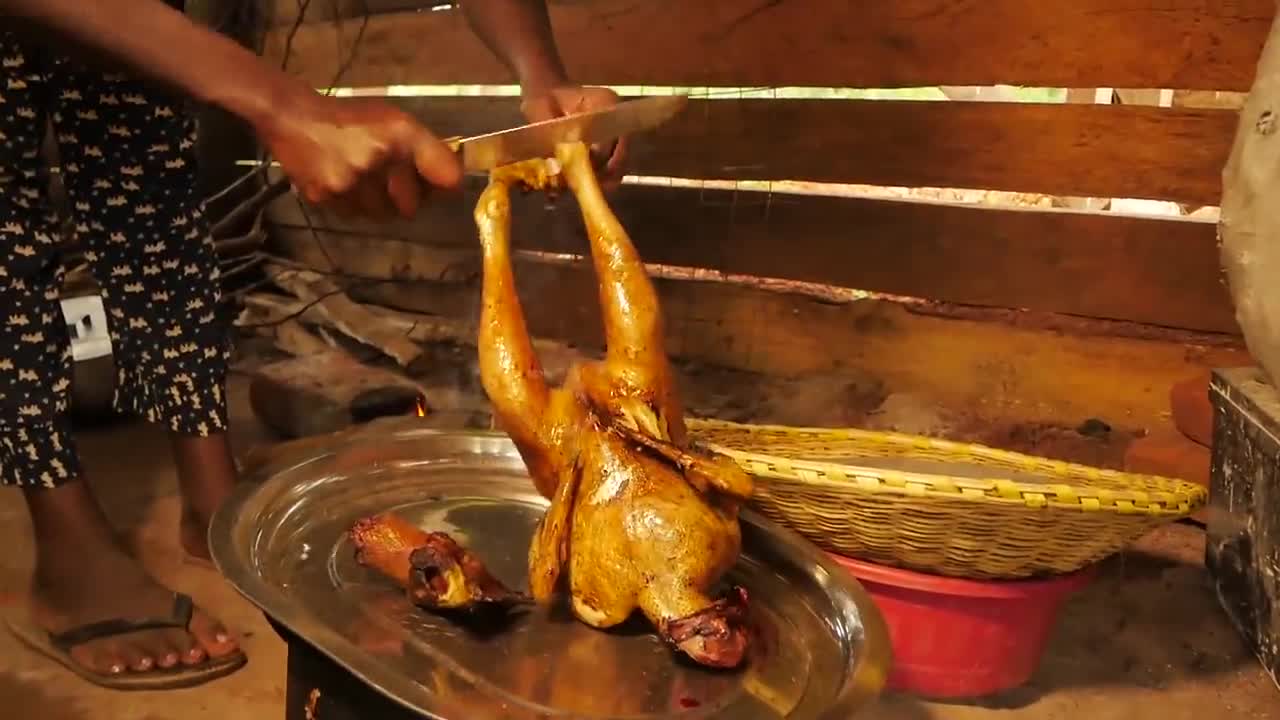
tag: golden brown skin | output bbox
[351,513,427,589]
[475,143,755,668]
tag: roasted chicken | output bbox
[350,142,754,669]
[473,142,755,668]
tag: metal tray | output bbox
[211,426,890,719]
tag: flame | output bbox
[415,395,428,417]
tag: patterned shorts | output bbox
[0,33,230,488]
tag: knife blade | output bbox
[236,95,688,189]
[451,94,688,173]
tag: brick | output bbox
[1124,430,1210,488]
[248,350,428,439]
[1169,371,1213,448]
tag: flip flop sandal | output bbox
[5,592,247,691]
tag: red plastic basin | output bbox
[830,553,1094,699]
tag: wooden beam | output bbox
[264,1,1274,91]
[373,95,1238,205]
[270,0,426,27]
[267,183,1237,333]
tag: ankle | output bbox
[24,482,126,560]
[31,529,133,597]
[169,432,238,519]
[179,514,213,561]
[31,554,75,594]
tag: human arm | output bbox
[459,0,626,181]
[2,0,298,130]
[0,0,462,216]
[458,0,567,97]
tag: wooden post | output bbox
[186,0,266,224]
[1221,14,1280,384]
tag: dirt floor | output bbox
[0,374,1274,719]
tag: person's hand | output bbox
[254,91,463,218]
[520,84,626,186]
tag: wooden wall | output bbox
[266,1,1271,91]
[255,0,1269,431]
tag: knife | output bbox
[236,94,688,194]
[449,94,688,173]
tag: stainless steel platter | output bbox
[210,426,891,719]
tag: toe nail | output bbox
[110,664,125,674]
[215,632,231,643]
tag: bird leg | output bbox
[554,144,752,505]
[555,142,688,447]
[475,160,566,497]
[477,160,584,603]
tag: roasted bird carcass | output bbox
[473,142,755,669]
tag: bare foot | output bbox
[31,547,240,674]
[25,483,241,677]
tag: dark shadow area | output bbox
[861,693,940,719]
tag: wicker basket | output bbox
[686,419,1207,580]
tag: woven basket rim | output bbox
[687,418,1208,514]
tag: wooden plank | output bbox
[266,183,1238,333]
[264,1,1275,91]
[267,233,1250,434]
[1173,90,1249,110]
[270,0,427,27]
[1114,89,1172,108]
[374,95,1238,205]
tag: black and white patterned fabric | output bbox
[0,31,229,488]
